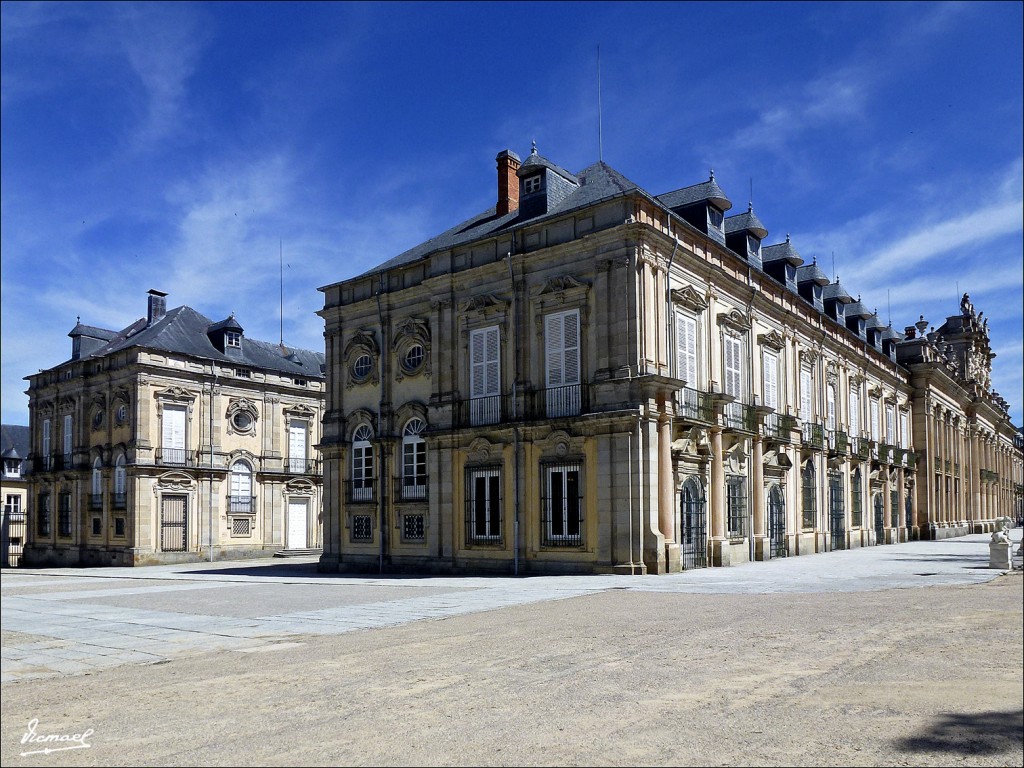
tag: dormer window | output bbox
[747,235,760,259]
[707,207,724,229]
[4,458,20,477]
[225,331,241,348]
[523,175,542,194]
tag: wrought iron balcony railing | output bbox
[762,413,796,443]
[286,457,321,474]
[228,495,256,514]
[159,448,190,466]
[802,422,825,450]
[676,386,714,424]
[850,435,871,461]
[89,493,103,511]
[826,429,848,456]
[722,401,756,432]
[345,479,376,504]
[395,475,428,502]
[113,492,127,510]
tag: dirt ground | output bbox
[1,571,1021,767]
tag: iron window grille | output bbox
[890,489,900,528]
[230,517,252,536]
[352,514,372,541]
[114,517,126,537]
[851,470,863,528]
[677,386,714,423]
[345,480,376,504]
[403,513,425,541]
[541,462,583,547]
[89,493,103,511]
[36,493,51,536]
[58,493,72,537]
[726,475,747,539]
[905,492,913,529]
[801,462,816,529]
[465,467,502,544]
[828,469,845,551]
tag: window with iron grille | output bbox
[58,492,72,537]
[851,468,863,527]
[114,517,126,537]
[36,493,50,536]
[890,489,899,528]
[726,475,747,539]
[352,514,372,541]
[541,462,583,546]
[351,425,374,502]
[828,469,844,527]
[92,517,101,535]
[466,467,502,544]
[801,461,816,529]
[402,418,427,500]
[403,513,425,541]
[230,517,252,536]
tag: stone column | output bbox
[658,409,679,572]
[709,424,729,566]
[751,432,766,559]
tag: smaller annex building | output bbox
[23,290,326,566]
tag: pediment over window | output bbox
[468,437,495,461]
[154,386,197,403]
[285,477,317,494]
[459,293,508,313]
[155,471,195,491]
[533,275,589,298]
[798,348,819,367]
[283,403,316,418]
[671,285,709,312]
[757,330,786,351]
[716,308,751,332]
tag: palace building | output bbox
[316,144,1023,575]
[23,290,325,566]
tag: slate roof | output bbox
[822,281,854,303]
[518,146,579,184]
[347,161,646,281]
[761,238,803,265]
[656,176,733,211]
[1,424,30,461]
[724,206,768,239]
[51,306,324,377]
[845,299,873,319]
[68,322,117,341]
[865,313,888,331]
[796,262,830,286]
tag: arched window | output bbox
[801,460,816,529]
[352,425,374,502]
[401,418,427,500]
[229,460,253,513]
[114,454,127,509]
[768,484,786,558]
[679,477,707,569]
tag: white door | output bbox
[287,499,308,549]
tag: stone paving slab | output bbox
[2,529,1020,684]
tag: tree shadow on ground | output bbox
[893,709,1024,756]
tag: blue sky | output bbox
[2,1,1022,426]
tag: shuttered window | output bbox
[42,419,51,461]
[470,326,500,399]
[885,403,896,445]
[849,389,861,436]
[545,310,580,389]
[762,350,779,410]
[288,420,308,472]
[676,313,698,387]
[63,414,73,458]
[899,410,910,449]
[870,399,880,442]
[163,406,185,450]
[826,385,837,431]
[800,367,813,419]
[723,333,742,398]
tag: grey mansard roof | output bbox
[822,281,854,303]
[53,306,323,377]
[1,424,30,459]
[351,161,645,280]
[656,177,733,211]
[796,261,830,286]
[724,206,768,239]
[761,238,803,265]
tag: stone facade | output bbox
[318,146,1023,575]
[23,291,326,566]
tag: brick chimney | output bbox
[147,289,168,326]
[496,149,521,216]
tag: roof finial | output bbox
[709,168,715,181]
[530,139,537,155]
[786,233,791,243]
[76,315,80,324]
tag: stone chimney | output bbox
[147,289,168,326]
[496,149,521,216]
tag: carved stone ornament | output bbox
[826,361,840,384]
[343,329,379,362]
[717,308,751,332]
[155,471,194,492]
[285,477,317,494]
[849,373,867,387]
[757,330,786,351]
[155,386,197,403]
[533,275,589,297]
[468,437,493,461]
[798,348,819,367]
[672,285,710,312]
[392,318,431,351]
[282,403,316,418]
[458,293,508,313]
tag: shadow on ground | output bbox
[893,709,1024,756]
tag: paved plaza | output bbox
[1,531,1022,766]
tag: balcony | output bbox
[722,401,756,433]
[850,436,870,461]
[113,492,127,510]
[528,384,588,420]
[980,469,999,483]
[345,479,376,504]
[89,493,103,511]
[762,413,795,443]
[228,495,256,513]
[878,443,895,465]
[905,452,917,470]
[826,429,848,457]
[286,457,321,474]
[676,386,714,424]
[455,395,506,428]
[802,422,825,451]
[396,476,428,502]
[159,448,190,466]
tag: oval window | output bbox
[353,354,373,380]
[403,344,425,373]
[232,411,253,431]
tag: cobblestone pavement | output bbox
[3,529,1021,684]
